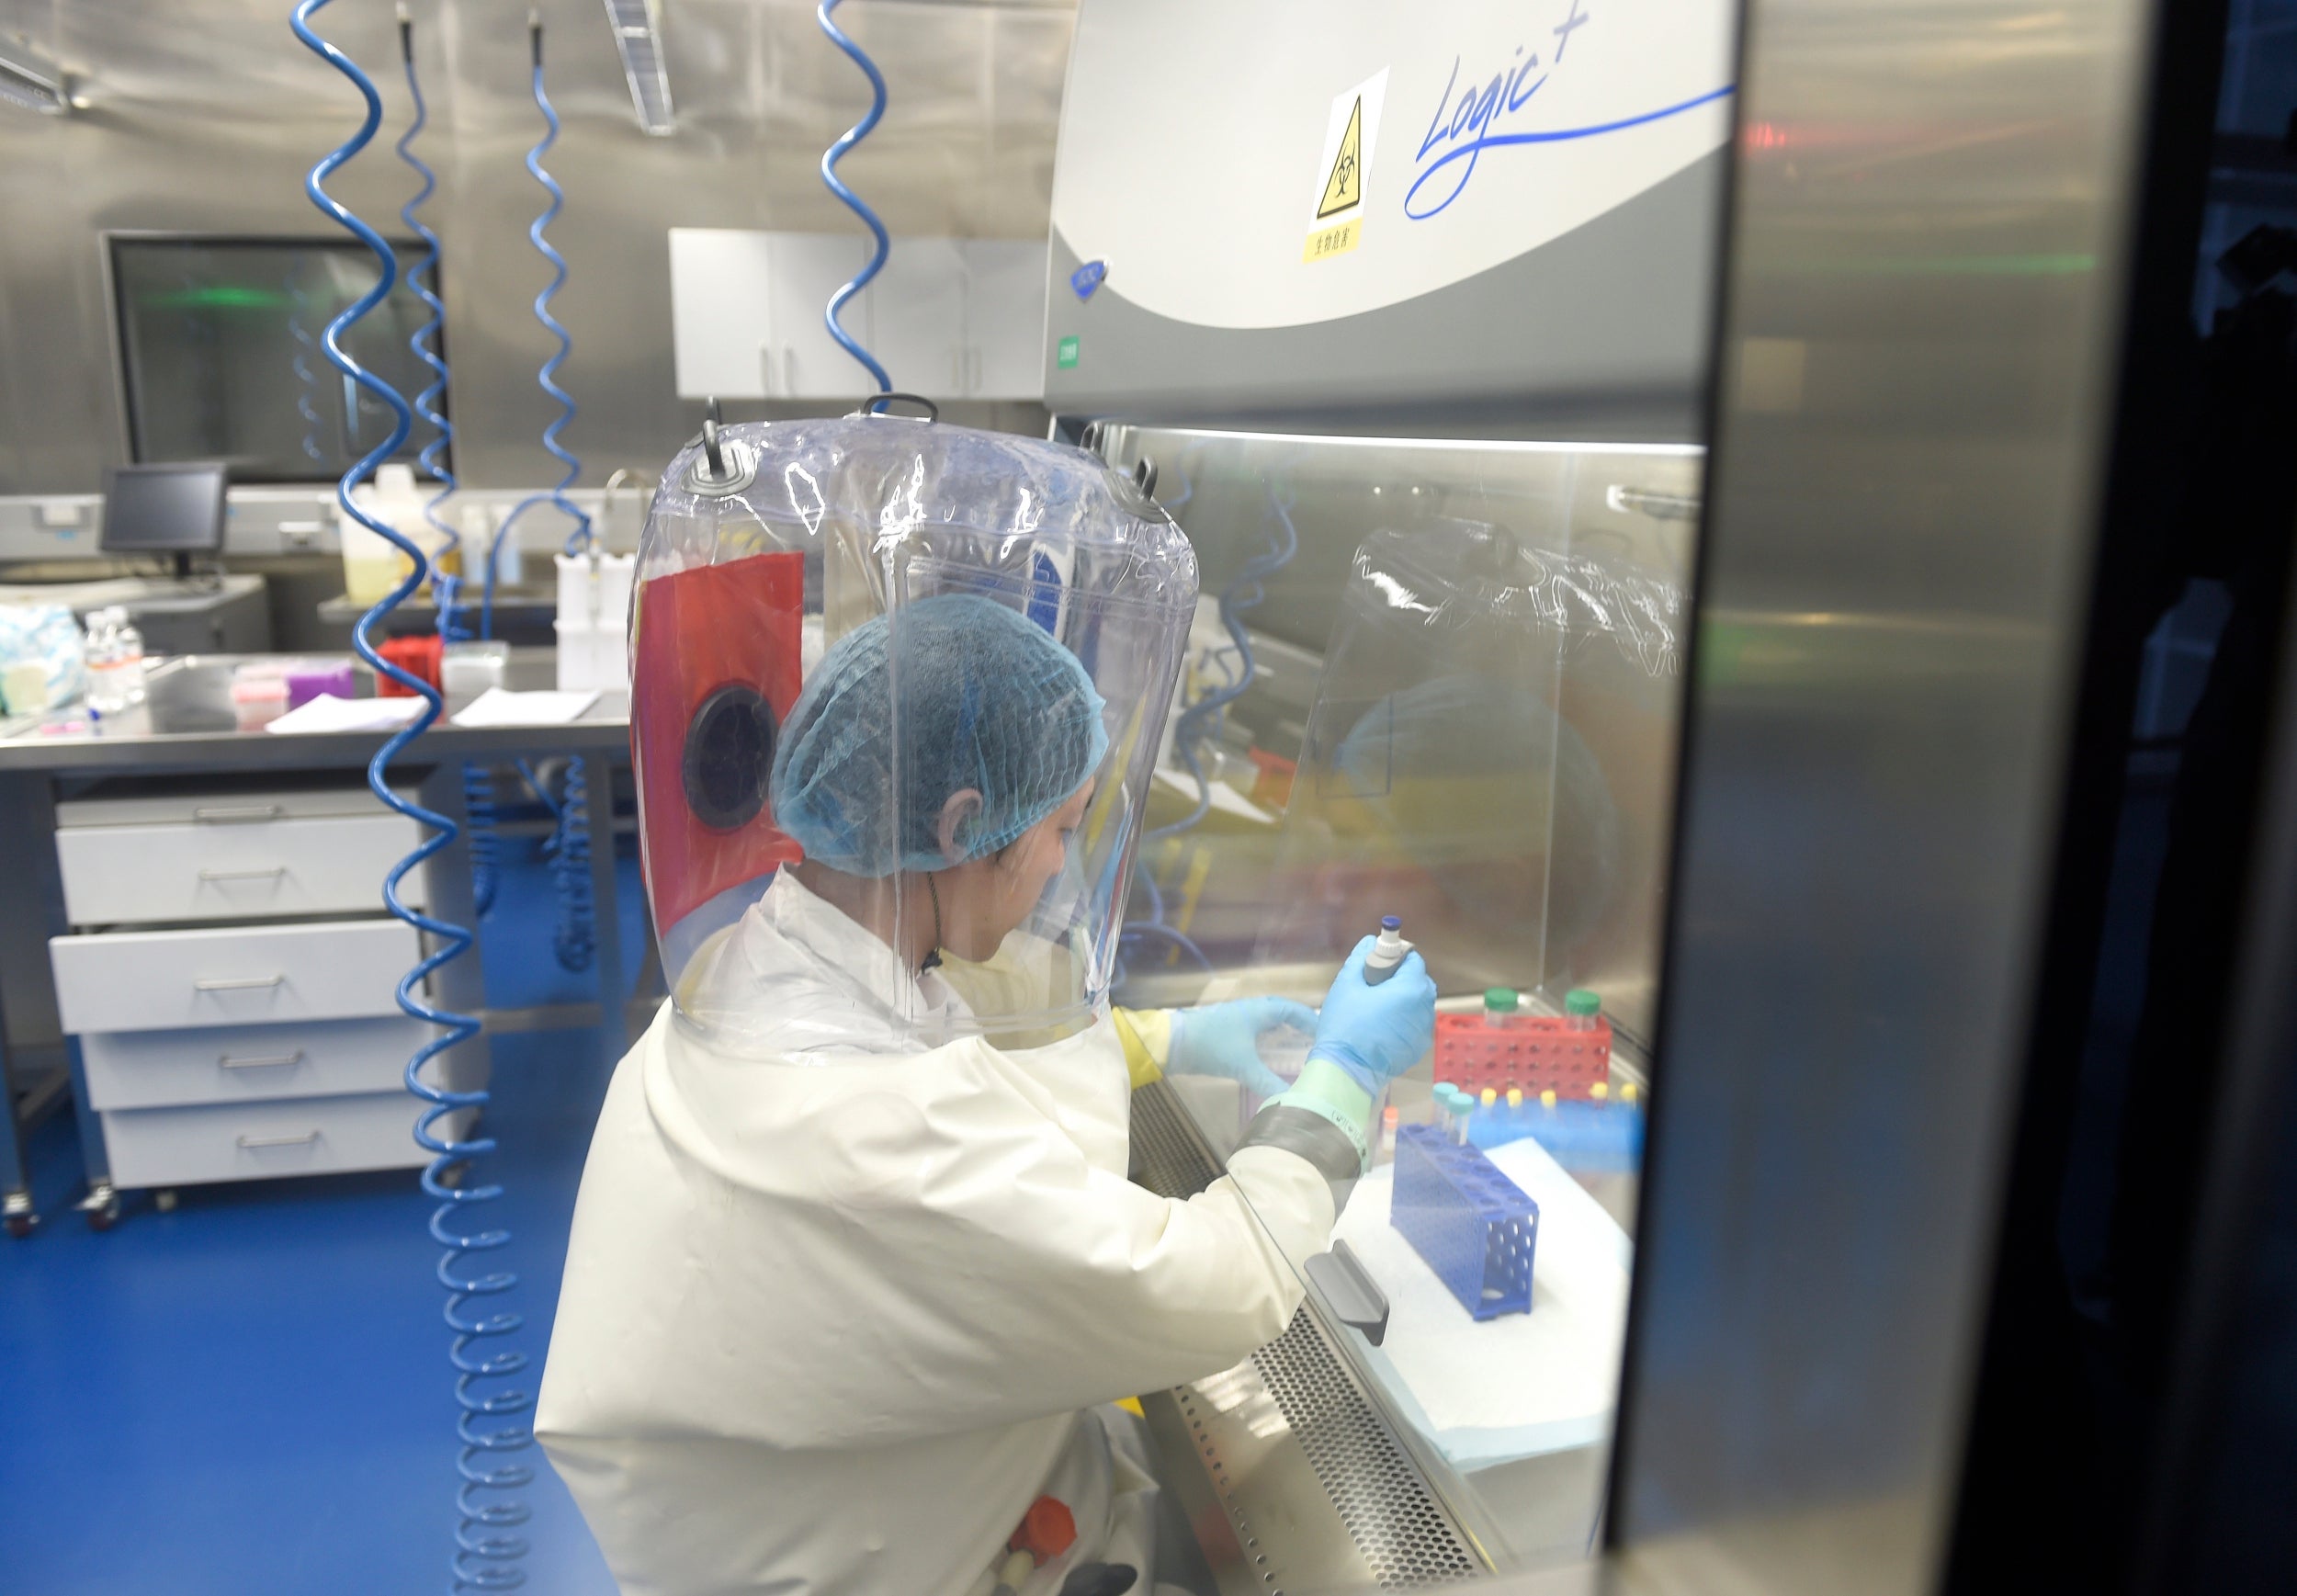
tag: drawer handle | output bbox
[198,866,289,883]
[218,1049,305,1070]
[194,974,286,992]
[193,804,286,824]
[235,1130,320,1149]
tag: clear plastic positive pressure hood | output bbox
[629,408,1197,1059]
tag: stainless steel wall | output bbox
[0,0,1070,494]
[1612,0,2155,1590]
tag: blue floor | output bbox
[1,837,644,1595]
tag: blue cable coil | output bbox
[818,0,893,394]
[550,759,594,974]
[486,19,592,644]
[515,758,594,975]
[395,12,458,636]
[289,4,529,1589]
[397,12,497,923]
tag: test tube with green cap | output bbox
[1565,988,1602,1032]
[1483,986,1518,1028]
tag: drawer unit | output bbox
[54,787,412,828]
[97,1092,474,1191]
[78,1016,442,1112]
[51,919,419,1035]
[56,810,425,925]
[47,781,481,1207]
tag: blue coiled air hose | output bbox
[550,762,594,974]
[397,10,498,923]
[477,17,594,976]
[396,9,458,634]
[486,17,593,644]
[290,5,528,1589]
[818,0,893,395]
[513,757,594,975]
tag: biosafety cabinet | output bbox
[1048,0,2289,1592]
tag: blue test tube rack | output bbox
[1390,1124,1538,1320]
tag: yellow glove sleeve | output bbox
[1110,1006,1173,1089]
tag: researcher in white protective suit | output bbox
[537,432,1433,1596]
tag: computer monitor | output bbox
[107,235,439,483]
[101,462,227,579]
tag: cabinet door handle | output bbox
[1304,1239,1391,1346]
[758,341,776,396]
[197,866,289,883]
[193,804,285,824]
[219,1049,305,1070]
[236,1130,320,1149]
[194,974,286,992]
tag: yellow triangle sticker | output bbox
[1317,96,1363,219]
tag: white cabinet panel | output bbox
[766,232,874,400]
[671,230,1047,402]
[670,229,775,400]
[966,239,1049,401]
[57,810,424,926]
[57,787,403,827]
[79,1016,442,1111]
[861,236,968,398]
[672,230,871,400]
[51,919,419,1035]
[100,1093,472,1189]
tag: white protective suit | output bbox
[536,869,1339,1596]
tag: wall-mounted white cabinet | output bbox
[670,229,1047,403]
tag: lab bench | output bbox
[0,649,640,1236]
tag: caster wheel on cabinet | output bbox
[85,1200,120,1232]
[4,1214,33,1239]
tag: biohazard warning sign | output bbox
[1305,68,1386,263]
[1318,98,1364,219]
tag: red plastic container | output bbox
[1433,1010,1612,1100]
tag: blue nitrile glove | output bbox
[1306,934,1438,1093]
[1167,996,1318,1099]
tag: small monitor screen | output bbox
[101,463,227,554]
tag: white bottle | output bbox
[84,608,129,714]
[111,610,147,706]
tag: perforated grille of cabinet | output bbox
[1127,1081,1483,1588]
[1128,1078,1220,1197]
[1250,1310,1482,1588]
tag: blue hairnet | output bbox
[770,594,1112,878]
